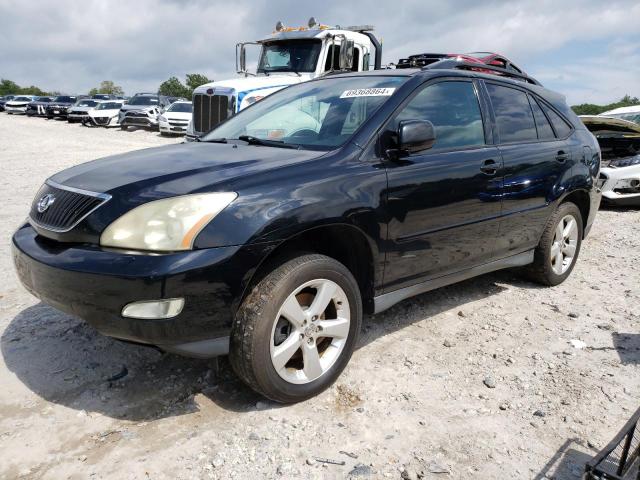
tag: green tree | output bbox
[158,76,190,98]
[88,80,124,96]
[185,73,212,94]
[0,79,21,95]
[572,95,640,115]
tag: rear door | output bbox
[383,79,503,291]
[482,81,574,257]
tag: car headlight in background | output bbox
[100,192,237,251]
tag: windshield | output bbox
[53,96,75,103]
[77,100,98,107]
[257,40,322,74]
[14,97,33,102]
[36,97,52,102]
[129,95,158,106]
[606,112,640,124]
[167,102,192,113]
[203,76,408,150]
[96,102,122,110]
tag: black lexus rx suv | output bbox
[13,65,601,402]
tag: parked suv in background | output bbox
[12,65,601,403]
[120,94,183,131]
[46,95,80,119]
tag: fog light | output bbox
[122,298,184,319]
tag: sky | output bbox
[0,0,638,105]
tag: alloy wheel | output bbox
[269,279,351,385]
[550,214,579,275]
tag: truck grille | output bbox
[29,183,110,232]
[193,93,230,135]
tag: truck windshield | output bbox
[257,40,322,74]
[203,75,408,150]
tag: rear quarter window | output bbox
[539,101,573,138]
[528,96,556,141]
[486,83,538,143]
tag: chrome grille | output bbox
[193,93,230,135]
[29,182,110,232]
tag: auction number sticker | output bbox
[340,88,396,98]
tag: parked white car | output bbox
[581,115,640,206]
[599,105,640,125]
[4,96,37,114]
[84,100,125,127]
[158,101,192,135]
[68,99,101,123]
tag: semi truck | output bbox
[185,18,382,141]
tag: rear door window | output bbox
[486,83,537,143]
[393,81,485,150]
[528,96,556,140]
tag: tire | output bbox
[526,202,583,286]
[120,125,127,131]
[230,254,362,403]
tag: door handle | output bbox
[480,159,498,176]
[555,151,569,162]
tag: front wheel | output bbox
[527,202,583,286]
[230,254,362,403]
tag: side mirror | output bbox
[339,39,355,70]
[236,43,247,74]
[397,120,436,154]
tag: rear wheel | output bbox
[230,254,362,403]
[527,202,583,286]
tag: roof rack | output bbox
[423,59,541,86]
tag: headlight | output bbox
[159,115,167,122]
[100,192,237,251]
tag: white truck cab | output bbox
[186,18,382,140]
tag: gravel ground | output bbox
[0,113,638,480]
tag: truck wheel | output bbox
[526,202,583,286]
[230,254,362,403]
[120,125,127,131]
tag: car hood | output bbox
[121,103,158,111]
[164,112,191,120]
[50,142,327,197]
[6,101,30,106]
[89,108,119,117]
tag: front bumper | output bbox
[121,115,158,129]
[600,165,640,206]
[12,224,273,357]
[46,107,69,117]
[5,106,27,114]
[159,120,188,134]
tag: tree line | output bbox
[1,74,212,99]
[4,77,636,114]
[570,95,639,115]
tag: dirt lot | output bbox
[0,113,638,480]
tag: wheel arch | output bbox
[240,223,378,314]
[559,189,591,238]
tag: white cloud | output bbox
[0,0,638,104]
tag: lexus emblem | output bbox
[37,194,55,213]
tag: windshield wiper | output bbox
[201,137,227,143]
[237,135,300,149]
